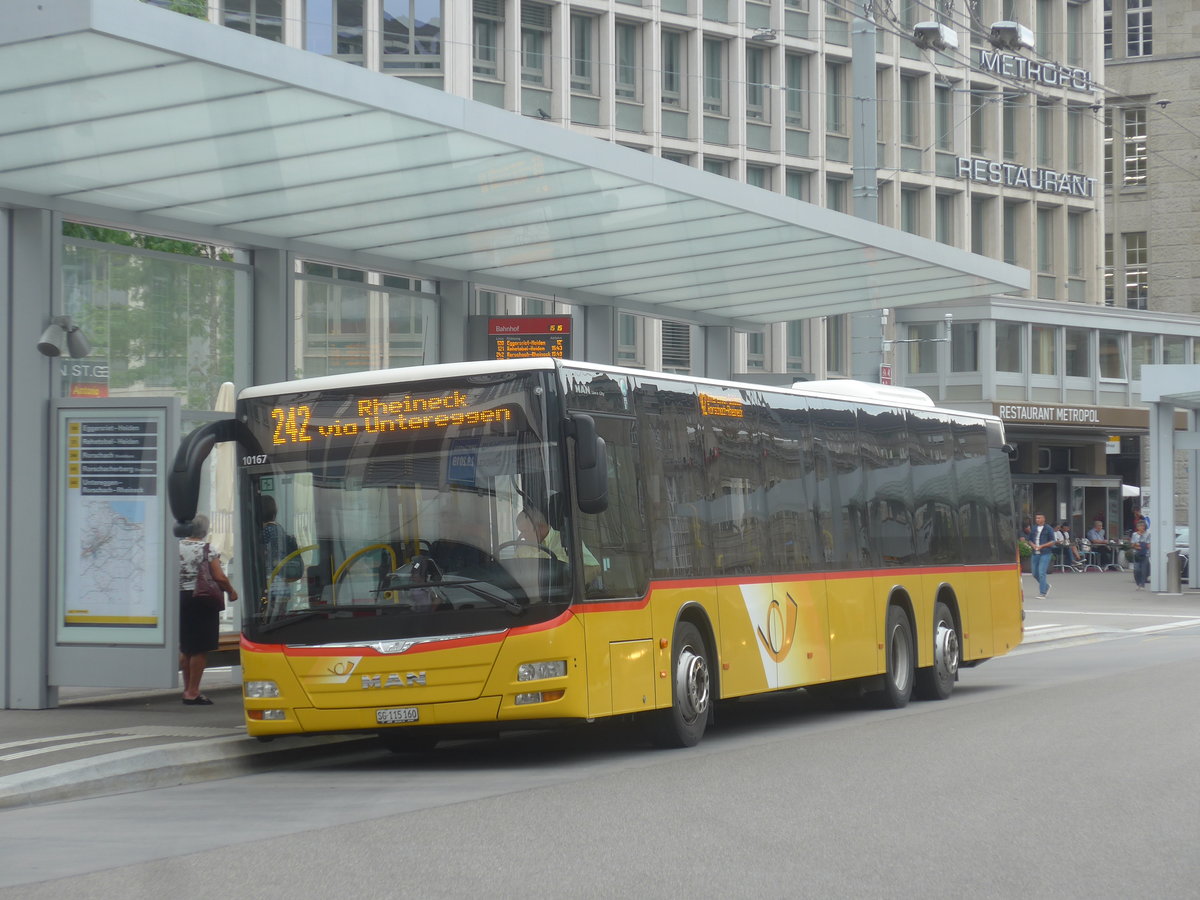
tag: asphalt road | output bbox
[3,620,1199,899]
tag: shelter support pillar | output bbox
[4,208,57,708]
[1148,400,1176,593]
[252,249,290,386]
[583,305,615,365]
[702,325,732,382]
[438,280,470,363]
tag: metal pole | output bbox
[849,12,883,382]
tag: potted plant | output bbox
[1018,538,1032,573]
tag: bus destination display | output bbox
[488,316,571,360]
[268,391,514,446]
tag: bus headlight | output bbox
[515,690,565,705]
[247,709,287,721]
[244,680,280,698]
[517,660,567,681]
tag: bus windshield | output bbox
[237,370,572,646]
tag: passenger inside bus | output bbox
[515,504,601,586]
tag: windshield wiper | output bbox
[385,570,526,616]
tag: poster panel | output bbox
[55,404,171,646]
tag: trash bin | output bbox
[1166,551,1182,594]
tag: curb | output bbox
[0,733,378,811]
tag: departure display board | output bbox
[488,316,572,360]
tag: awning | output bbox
[1,0,1028,326]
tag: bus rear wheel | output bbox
[915,601,959,701]
[875,605,914,709]
[650,621,711,748]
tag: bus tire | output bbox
[650,621,711,748]
[915,601,959,701]
[876,605,914,709]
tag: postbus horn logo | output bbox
[756,593,799,662]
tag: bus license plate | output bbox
[376,707,419,725]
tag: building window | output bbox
[1068,211,1085,278]
[971,196,991,256]
[1124,232,1148,309]
[1126,0,1152,57]
[786,320,805,372]
[1130,333,1154,379]
[786,169,813,202]
[703,38,726,114]
[570,13,596,94]
[703,157,731,177]
[661,30,684,107]
[826,61,847,135]
[222,0,284,42]
[785,54,810,128]
[1103,108,1114,189]
[746,45,767,120]
[1122,107,1147,186]
[383,0,443,72]
[900,75,921,146]
[825,315,846,374]
[901,187,922,235]
[1103,0,1113,59]
[1002,92,1021,161]
[662,151,691,166]
[746,165,771,189]
[935,85,953,152]
[615,22,640,100]
[662,320,692,374]
[1099,331,1127,379]
[1104,233,1115,305]
[745,331,766,370]
[472,0,502,78]
[935,193,955,246]
[1036,207,1055,275]
[996,322,1023,373]
[617,313,645,367]
[969,89,990,155]
[1036,101,1055,167]
[1031,325,1056,375]
[1162,335,1189,364]
[1035,0,1054,56]
[907,324,938,375]
[1066,1,1085,65]
[1064,327,1090,377]
[951,322,979,373]
[1002,202,1021,266]
[521,3,551,86]
[826,176,848,213]
[1067,104,1084,170]
[334,0,365,63]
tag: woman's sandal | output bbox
[182,695,214,706]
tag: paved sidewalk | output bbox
[3,571,1198,811]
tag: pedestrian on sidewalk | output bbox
[1130,519,1151,590]
[179,515,238,705]
[1029,513,1055,598]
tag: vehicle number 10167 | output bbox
[376,707,419,725]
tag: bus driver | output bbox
[516,506,601,586]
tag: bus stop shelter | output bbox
[1,0,1028,708]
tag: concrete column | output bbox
[703,325,733,381]
[4,209,58,708]
[251,249,291,386]
[1148,400,1175,592]
[437,280,470,363]
[583,305,615,365]
[849,15,882,383]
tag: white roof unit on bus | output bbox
[798,380,937,409]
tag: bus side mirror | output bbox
[569,413,609,514]
[169,419,239,536]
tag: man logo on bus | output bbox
[756,593,799,662]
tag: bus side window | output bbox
[577,416,649,600]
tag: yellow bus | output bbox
[169,359,1023,749]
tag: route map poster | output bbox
[56,407,168,646]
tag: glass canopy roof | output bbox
[1,0,1027,326]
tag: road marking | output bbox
[1027,609,1200,619]
[0,725,240,760]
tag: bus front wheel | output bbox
[915,601,959,701]
[876,605,914,709]
[650,621,711,748]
